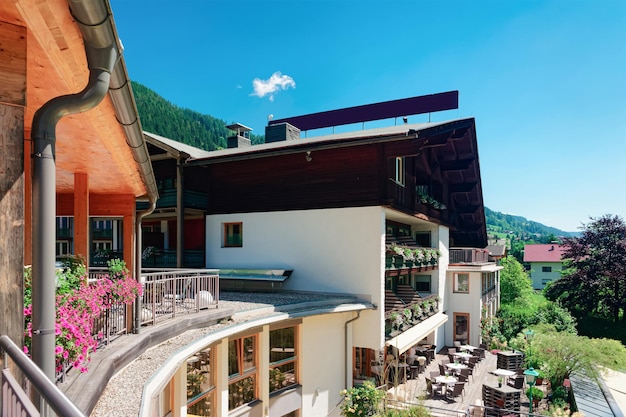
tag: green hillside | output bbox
[131,81,264,151]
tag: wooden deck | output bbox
[385,348,551,416]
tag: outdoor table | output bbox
[435,375,458,396]
[454,352,473,361]
[491,368,516,385]
[460,344,476,352]
[446,362,468,374]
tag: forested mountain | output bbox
[131,81,264,150]
[485,207,576,238]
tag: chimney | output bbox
[226,123,252,148]
[265,122,300,143]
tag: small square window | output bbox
[224,222,243,247]
[454,273,469,293]
[542,266,552,273]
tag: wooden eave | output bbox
[1,0,148,197]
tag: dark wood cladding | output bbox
[206,145,383,213]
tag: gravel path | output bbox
[90,292,343,417]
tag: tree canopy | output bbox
[499,255,532,304]
[545,214,626,323]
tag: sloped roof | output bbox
[486,245,507,257]
[523,244,566,262]
[143,131,212,160]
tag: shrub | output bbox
[340,380,384,417]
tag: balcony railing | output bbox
[449,247,489,264]
[137,189,208,211]
[384,294,440,339]
[142,250,205,268]
[140,268,220,327]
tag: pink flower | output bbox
[55,345,63,355]
[23,345,29,354]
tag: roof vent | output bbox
[226,123,252,148]
[265,122,300,143]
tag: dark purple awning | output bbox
[268,90,459,131]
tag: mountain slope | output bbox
[132,81,264,151]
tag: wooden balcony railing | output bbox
[449,247,489,264]
[384,293,440,339]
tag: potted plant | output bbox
[526,386,544,408]
[535,369,545,386]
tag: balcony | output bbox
[384,291,440,339]
[136,189,208,211]
[142,250,205,268]
[385,244,440,274]
[449,247,489,264]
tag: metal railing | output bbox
[1,335,86,417]
[139,269,220,326]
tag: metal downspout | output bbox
[344,311,361,388]
[30,0,120,383]
[134,201,156,333]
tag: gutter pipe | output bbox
[344,311,361,388]
[30,0,158,381]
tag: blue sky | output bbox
[109,0,626,232]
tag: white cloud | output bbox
[251,71,295,101]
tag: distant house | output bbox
[523,244,566,289]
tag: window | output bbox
[481,272,496,295]
[395,157,405,186]
[56,241,70,257]
[269,327,298,393]
[414,275,431,293]
[228,335,257,410]
[224,222,243,247]
[414,231,431,247]
[187,347,215,416]
[454,273,469,293]
[542,266,552,273]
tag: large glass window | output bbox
[269,327,298,393]
[228,336,257,409]
[187,347,214,416]
[224,222,243,247]
[454,273,469,293]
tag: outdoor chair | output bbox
[425,377,443,398]
[417,356,427,373]
[441,357,450,365]
[448,353,456,363]
[469,356,479,369]
[448,347,457,355]
[439,364,447,375]
[446,382,465,401]
[430,370,440,378]
[460,367,473,382]
[474,347,486,359]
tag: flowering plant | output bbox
[23,258,141,375]
[340,380,384,417]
